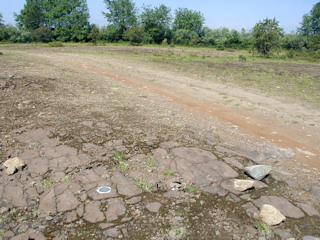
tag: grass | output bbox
[116,162,131,174]
[113,151,126,162]
[42,179,53,188]
[254,220,273,236]
[134,178,154,193]
[163,169,175,176]
[97,46,320,108]
[146,155,157,168]
[169,227,187,239]
[186,186,198,193]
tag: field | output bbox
[0,44,320,239]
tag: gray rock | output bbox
[103,227,120,238]
[296,203,320,217]
[259,204,286,226]
[244,165,272,180]
[311,186,320,198]
[105,198,126,222]
[83,201,105,223]
[274,229,293,239]
[65,211,77,223]
[146,202,162,213]
[56,189,81,212]
[11,232,46,240]
[303,237,320,240]
[39,188,57,216]
[242,202,260,219]
[111,171,142,198]
[253,196,305,219]
[171,147,239,187]
[202,185,229,196]
[3,184,28,208]
[223,157,244,169]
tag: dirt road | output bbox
[24,46,320,169]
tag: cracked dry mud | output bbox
[0,45,320,240]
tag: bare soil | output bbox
[0,45,319,239]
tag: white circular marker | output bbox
[97,186,111,194]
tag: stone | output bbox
[202,185,228,196]
[39,188,57,216]
[296,203,320,217]
[274,229,293,239]
[66,211,77,223]
[83,201,105,223]
[311,186,320,198]
[56,189,81,212]
[223,157,244,169]
[146,202,162,213]
[171,147,239,187]
[103,227,120,238]
[3,157,25,169]
[5,165,17,175]
[242,202,260,219]
[303,236,320,240]
[105,198,126,222]
[260,204,286,226]
[244,165,272,180]
[234,179,255,192]
[111,171,142,198]
[3,184,28,208]
[11,232,46,240]
[254,196,305,219]
[125,196,142,205]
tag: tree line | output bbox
[0,0,319,57]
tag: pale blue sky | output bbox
[1,0,319,32]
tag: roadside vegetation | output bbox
[0,1,319,60]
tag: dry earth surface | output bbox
[0,45,319,240]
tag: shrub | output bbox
[239,54,247,62]
[123,25,147,46]
[31,26,52,43]
[162,38,168,46]
[48,41,63,47]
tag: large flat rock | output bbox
[171,147,239,187]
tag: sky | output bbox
[1,0,319,32]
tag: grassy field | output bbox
[1,43,320,108]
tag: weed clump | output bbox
[48,41,63,47]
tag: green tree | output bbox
[252,18,284,57]
[15,0,91,42]
[173,8,205,35]
[15,0,44,30]
[299,2,320,35]
[103,0,137,38]
[123,25,147,45]
[88,24,99,44]
[0,13,4,26]
[45,0,91,42]
[141,4,172,43]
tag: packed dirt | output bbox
[0,45,319,239]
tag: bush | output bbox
[239,55,247,62]
[123,25,147,45]
[31,26,52,43]
[216,41,225,50]
[286,48,295,59]
[162,38,168,46]
[48,41,63,47]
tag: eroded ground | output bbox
[0,45,319,239]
